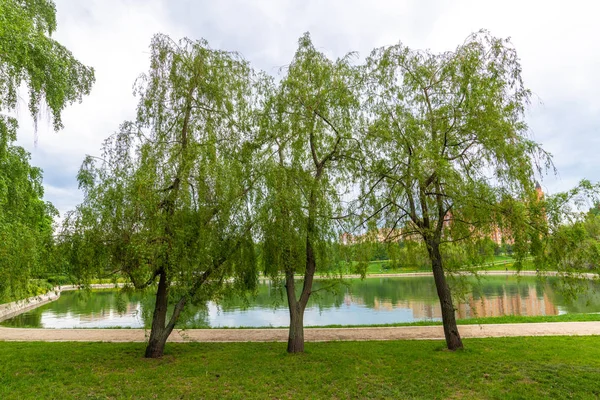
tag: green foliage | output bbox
[356,30,558,348]
[590,201,600,217]
[387,240,429,270]
[542,214,600,273]
[361,30,551,261]
[535,182,600,300]
[259,33,361,288]
[0,129,57,301]
[61,34,262,347]
[0,0,94,301]
[0,0,95,131]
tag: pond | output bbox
[2,275,599,329]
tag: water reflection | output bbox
[1,275,599,328]
[458,285,558,319]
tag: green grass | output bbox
[474,256,537,272]
[362,255,537,275]
[363,259,429,274]
[1,337,599,399]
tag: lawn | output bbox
[1,337,599,399]
[362,255,536,275]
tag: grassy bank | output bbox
[1,337,599,399]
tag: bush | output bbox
[45,274,75,286]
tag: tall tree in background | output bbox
[260,33,360,353]
[65,34,261,358]
[0,0,94,300]
[361,31,551,350]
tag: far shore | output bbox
[291,269,598,280]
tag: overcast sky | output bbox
[14,0,600,219]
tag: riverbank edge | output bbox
[0,283,126,322]
[0,291,61,322]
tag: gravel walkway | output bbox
[1,321,599,343]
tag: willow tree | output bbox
[259,33,360,353]
[67,34,260,358]
[1,0,95,133]
[361,31,551,350]
[0,0,94,300]
[0,138,57,301]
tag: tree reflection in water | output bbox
[2,276,600,328]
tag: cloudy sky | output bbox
[14,0,600,218]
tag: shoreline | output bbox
[305,270,598,279]
[0,283,127,323]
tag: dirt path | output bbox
[1,321,598,343]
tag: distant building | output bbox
[341,182,545,246]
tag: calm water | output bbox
[2,275,599,328]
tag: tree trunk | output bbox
[145,270,173,358]
[427,239,463,350]
[282,159,321,354]
[285,213,318,353]
[287,304,305,353]
[285,271,306,353]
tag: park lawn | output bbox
[1,337,599,399]
[363,256,536,275]
[363,260,428,274]
[476,258,537,272]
